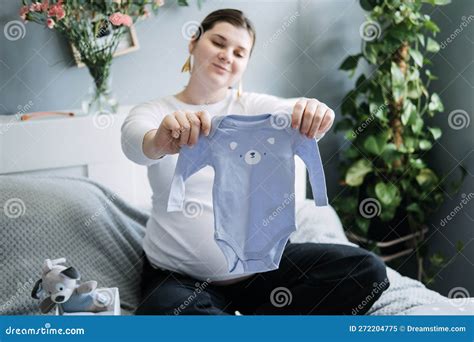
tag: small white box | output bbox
[55,287,121,316]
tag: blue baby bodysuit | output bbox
[167,113,328,274]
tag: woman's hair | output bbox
[195,9,256,53]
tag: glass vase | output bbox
[81,75,118,116]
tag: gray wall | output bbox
[425,0,474,295]
[1,0,472,294]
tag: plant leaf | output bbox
[364,134,387,155]
[428,93,444,112]
[428,127,442,140]
[417,33,425,46]
[424,19,440,33]
[375,182,401,206]
[339,54,362,71]
[419,139,433,150]
[402,100,416,125]
[391,62,405,101]
[411,116,424,134]
[416,168,439,187]
[409,49,423,67]
[426,37,440,53]
[422,0,451,5]
[345,159,373,186]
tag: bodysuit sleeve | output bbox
[293,132,329,207]
[167,136,212,212]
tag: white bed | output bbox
[1,109,472,315]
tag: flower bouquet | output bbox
[19,0,184,115]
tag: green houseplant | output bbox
[333,0,464,283]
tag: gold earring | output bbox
[237,80,243,98]
[181,55,191,73]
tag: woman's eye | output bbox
[213,41,224,47]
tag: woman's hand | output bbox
[291,98,335,139]
[144,110,211,159]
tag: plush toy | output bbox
[31,258,112,315]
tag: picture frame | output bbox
[70,25,139,68]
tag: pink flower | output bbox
[55,6,65,20]
[41,0,50,12]
[155,0,165,6]
[121,14,133,27]
[48,4,65,20]
[109,12,133,27]
[109,12,124,26]
[29,3,43,12]
[46,18,55,29]
[19,5,29,21]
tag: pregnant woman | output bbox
[121,8,389,315]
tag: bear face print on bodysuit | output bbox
[229,137,276,165]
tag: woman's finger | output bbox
[162,114,181,139]
[291,98,306,129]
[308,102,326,138]
[197,110,211,136]
[318,108,335,135]
[186,111,201,146]
[300,99,318,135]
[174,111,191,146]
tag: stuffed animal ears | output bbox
[31,279,43,299]
[61,266,80,280]
[43,257,67,273]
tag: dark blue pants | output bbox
[135,243,389,315]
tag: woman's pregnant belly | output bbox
[146,161,255,283]
[143,206,256,283]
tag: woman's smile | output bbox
[211,63,229,74]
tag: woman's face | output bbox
[189,21,253,91]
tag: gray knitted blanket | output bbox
[0,176,148,315]
[1,176,468,316]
